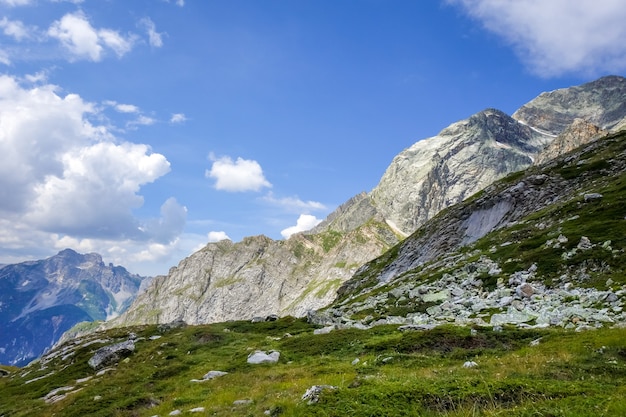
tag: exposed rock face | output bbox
[110,221,399,327]
[534,118,605,165]
[112,75,626,329]
[370,108,551,235]
[513,75,626,135]
[318,130,626,331]
[0,249,144,366]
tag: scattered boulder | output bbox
[516,283,535,298]
[313,325,336,335]
[577,236,593,250]
[463,361,478,368]
[189,407,205,413]
[247,350,280,364]
[191,370,228,382]
[233,399,253,406]
[302,385,337,404]
[584,193,603,202]
[88,340,135,370]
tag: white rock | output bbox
[247,350,280,364]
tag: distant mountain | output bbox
[108,75,626,329]
[0,249,145,366]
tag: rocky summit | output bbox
[0,249,145,366]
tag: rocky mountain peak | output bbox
[513,75,626,135]
[0,250,145,366]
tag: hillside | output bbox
[1,317,625,416]
[312,128,626,331]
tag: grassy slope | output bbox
[1,318,626,416]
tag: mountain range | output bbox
[107,75,626,329]
[1,75,625,369]
[0,249,145,366]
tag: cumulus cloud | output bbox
[447,0,626,77]
[206,154,272,192]
[281,214,322,239]
[0,17,31,41]
[139,17,163,48]
[0,74,183,274]
[208,231,231,242]
[48,11,135,61]
[170,113,187,123]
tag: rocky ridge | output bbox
[109,75,626,329]
[311,128,626,332]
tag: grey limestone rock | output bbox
[87,340,135,370]
[247,350,280,364]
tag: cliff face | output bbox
[0,249,143,365]
[369,109,551,236]
[111,76,626,329]
[111,219,399,327]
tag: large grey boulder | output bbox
[88,340,135,370]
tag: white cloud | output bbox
[208,231,231,242]
[0,17,31,41]
[139,17,163,48]
[47,11,135,62]
[0,49,10,65]
[206,154,272,192]
[281,214,322,239]
[448,0,626,77]
[108,102,140,113]
[127,115,157,128]
[170,113,187,123]
[0,74,184,275]
[0,0,31,6]
[163,0,185,6]
[262,193,326,213]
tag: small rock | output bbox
[189,407,205,413]
[577,236,593,250]
[313,325,335,335]
[302,385,337,404]
[233,399,253,406]
[191,370,229,382]
[351,358,360,365]
[516,283,535,298]
[530,338,542,346]
[584,193,603,202]
[247,350,280,364]
[463,361,478,368]
[169,410,182,416]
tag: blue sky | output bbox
[1,0,625,276]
